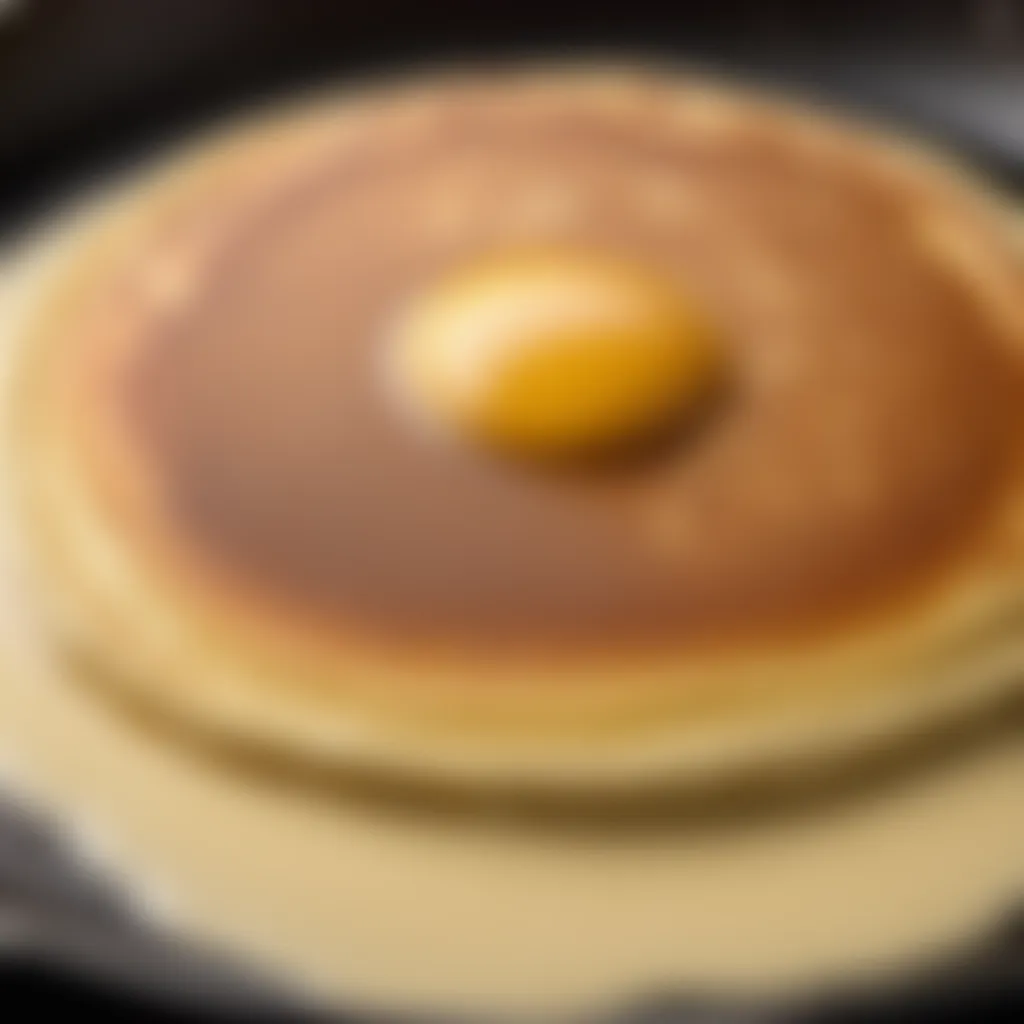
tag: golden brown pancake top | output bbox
[80,73,1024,656]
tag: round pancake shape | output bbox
[10,64,1024,795]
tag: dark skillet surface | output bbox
[0,3,1022,1021]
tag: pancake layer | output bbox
[12,67,1024,791]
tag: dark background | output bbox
[4,0,1024,226]
[0,2,1022,1020]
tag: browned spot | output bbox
[85,72,1024,657]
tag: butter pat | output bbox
[391,248,720,460]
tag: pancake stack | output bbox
[1,64,1022,1015]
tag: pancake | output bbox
[9,65,1024,794]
